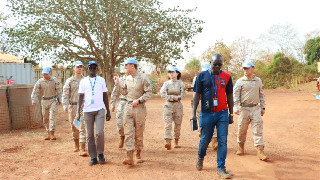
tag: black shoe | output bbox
[89,158,98,166]
[98,153,105,164]
[196,158,204,171]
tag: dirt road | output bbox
[1,90,319,180]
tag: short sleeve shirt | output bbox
[78,75,108,112]
[193,70,233,113]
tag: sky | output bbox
[160,0,320,61]
[1,0,320,69]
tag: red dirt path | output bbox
[0,90,319,180]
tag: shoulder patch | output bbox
[236,80,242,88]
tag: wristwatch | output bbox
[229,113,234,117]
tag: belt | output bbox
[42,96,56,100]
[120,98,127,102]
[69,102,77,105]
[240,103,258,107]
[167,100,180,102]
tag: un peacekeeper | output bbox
[191,62,218,150]
[31,67,62,140]
[234,61,268,161]
[62,61,88,156]
[110,74,127,148]
[114,58,152,165]
[160,67,186,150]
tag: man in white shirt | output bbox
[77,61,111,166]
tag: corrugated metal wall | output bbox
[0,63,35,84]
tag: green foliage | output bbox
[304,36,320,65]
[149,78,157,94]
[5,0,203,89]
[257,53,318,89]
[184,57,201,74]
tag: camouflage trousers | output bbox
[68,105,86,143]
[41,99,57,132]
[237,106,264,146]
[123,103,147,151]
[163,101,183,140]
[191,100,217,138]
[116,99,127,137]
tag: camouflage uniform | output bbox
[160,79,186,140]
[62,76,86,143]
[234,75,266,147]
[119,72,152,151]
[31,77,62,133]
[110,76,127,137]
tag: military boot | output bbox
[119,136,125,148]
[236,143,244,155]
[136,150,143,163]
[122,150,134,165]
[44,132,50,140]
[165,139,171,150]
[257,146,268,161]
[73,139,80,152]
[50,131,56,140]
[174,138,181,148]
[79,143,88,156]
[212,137,218,151]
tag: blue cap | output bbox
[73,61,83,67]
[121,58,137,65]
[42,67,51,74]
[168,67,179,72]
[242,61,254,68]
[201,62,211,71]
[88,61,98,66]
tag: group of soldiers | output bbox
[31,54,268,179]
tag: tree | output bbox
[304,36,320,65]
[184,57,200,74]
[229,37,257,76]
[258,23,303,62]
[6,0,203,89]
[201,40,232,72]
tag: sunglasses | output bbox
[89,66,97,70]
[213,63,222,67]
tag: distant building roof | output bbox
[0,52,23,63]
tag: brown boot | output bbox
[212,137,218,151]
[122,150,134,165]
[73,139,80,152]
[44,132,50,140]
[79,143,88,156]
[136,150,143,163]
[164,139,171,150]
[257,146,268,161]
[236,143,244,155]
[50,131,56,140]
[119,136,125,148]
[174,139,181,148]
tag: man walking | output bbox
[114,58,152,165]
[191,54,234,179]
[62,61,87,156]
[110,74,127,148]
[77,61,111,166]
[234,61,268,161]
[31,67,61,140]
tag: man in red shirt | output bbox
[191,54,234,179]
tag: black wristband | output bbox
[262,108,265,110]
[138,100,142,104]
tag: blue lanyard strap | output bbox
[89,76,97,96]
[211,71,220,98]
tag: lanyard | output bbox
[211,71,220,98]
[89,76,97,96]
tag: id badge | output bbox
[213,98,218,106]
[91,99,95,104]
